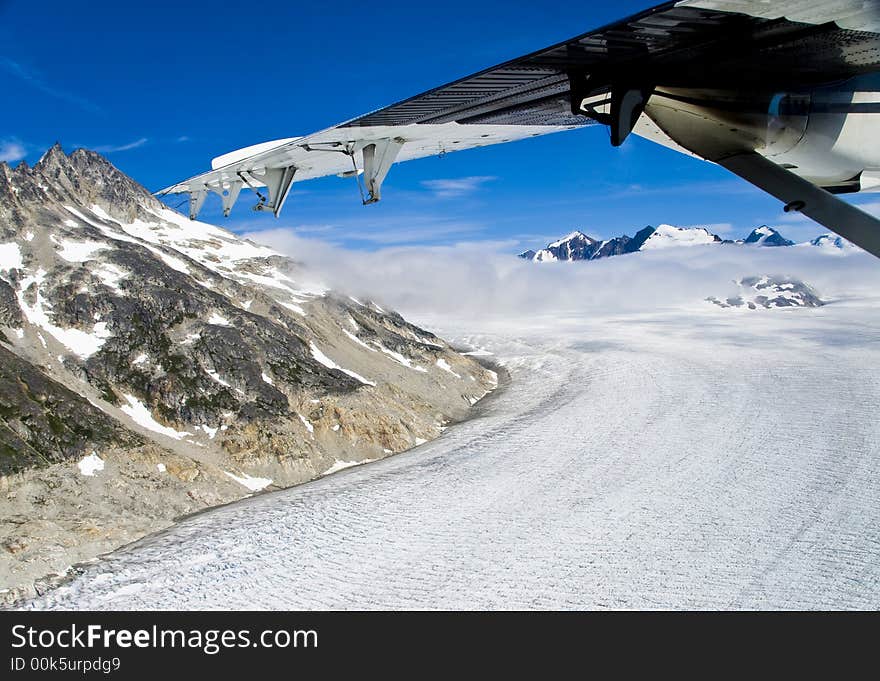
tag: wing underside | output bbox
[160,0,880,244]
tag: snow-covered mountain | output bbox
[743,225,794,247]
[0,144,498,602]
[706,276,823,309]
[519,224,720,262]
[639,224,722,250]
[808,233,861,254]
[518,229,634,262]
[521,223,861,263]
[518,231,599,262]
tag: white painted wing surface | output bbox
[159,0,880,220]
[158,122,579,207]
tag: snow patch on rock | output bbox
[309,342,376,386]
[120,394,191,440]
[224,471,273,492]
[55,239,108,263]
[436,358,461,378]
[16,270,112,358]
[77,452,104,477]
[0,242,24,272]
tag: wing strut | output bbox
[218,181,242,218]
[609,84,654,147]
[253,166,297,218]
[720,152,880,258]
[189,189,207,220]
[361,137,405,204]
[567,69,653,146]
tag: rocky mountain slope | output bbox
[0,145,498,602]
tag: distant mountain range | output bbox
[519,224,856,262]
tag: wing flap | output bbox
[158,122,579,200]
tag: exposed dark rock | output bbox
[0,144,499,600]
[0,345,142,475]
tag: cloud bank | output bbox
[249,227,880,323]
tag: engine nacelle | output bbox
[639,74,880,192]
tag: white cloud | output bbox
[249,227,880,323]
[0,56,101,113]
[281,223,336,235]
[90,138,148,153]
[0,138,26,162]
[245,213,484,246]
[341,220,482,245]
[420,175,497,198]
[606,178,761,200]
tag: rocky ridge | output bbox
[0,145,498,602]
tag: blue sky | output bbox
[1,0,873,250]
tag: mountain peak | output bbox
[22,144,162,223]
[35,142,66,169]
[548,230,592,248]
[521,228,633,262]
[744,225,794,247]
[69,146,115,168]
[809,233,859,252]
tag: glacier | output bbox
[25,297,880,610]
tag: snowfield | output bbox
[25,297,880,610]
[640,224,719,249]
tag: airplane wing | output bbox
[159,0,880,256]
[157,120,583,218]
